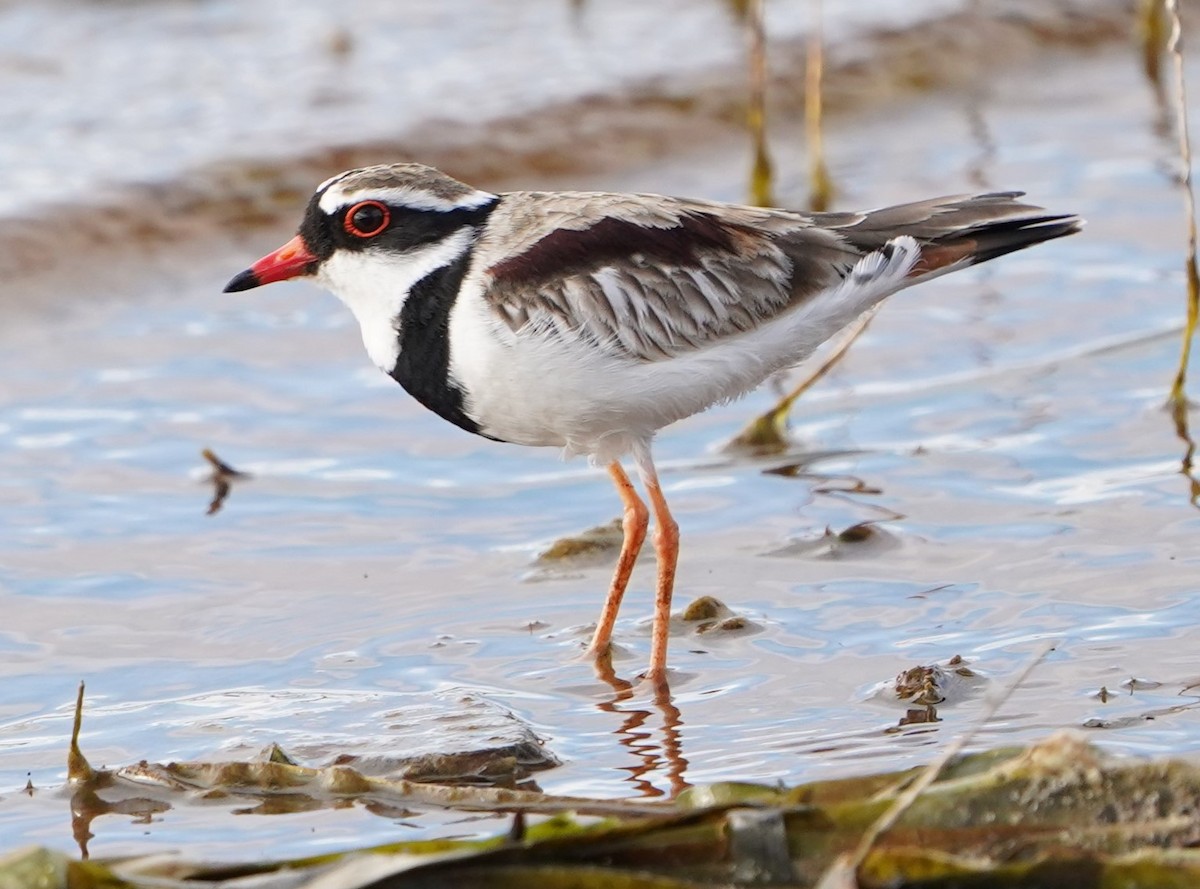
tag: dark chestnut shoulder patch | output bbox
[488,213,743,285]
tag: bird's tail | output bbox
[828,192,1082,281]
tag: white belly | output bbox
[446,292,792,463]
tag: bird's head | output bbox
[223,163,498,295]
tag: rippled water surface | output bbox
[2,5,1199,862]
[0,0,959,215]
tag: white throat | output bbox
[317,228,475,372]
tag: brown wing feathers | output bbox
[481,190,1079,358]
[483,208,803,358]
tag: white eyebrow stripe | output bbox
[318,184,496,215]
[317,171,349,193]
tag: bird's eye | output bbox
[343,201,390,238]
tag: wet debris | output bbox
[760,459,820,479]
[810,478,883,496]
[251,692,561,789]
[764,520,899,559]
[868,655,989,729]
[890,655,980,707]
[40,706,1200,888]
[332,741,556,791]
[904,583,956,600]
[61,685,637,860]
[1082,691,1200,730]
[200,448,249,515]
[679,596,759,637]
[66,682,93,785]
[834,521,876,544]
[506,810,527,844]
[1080,675,1200,730]
[863,655,986,728]
[534,518,624,565]
[264,743,300,766]
[72,748,661,849]
[1121,676,1164,692]
[698,616,749,634]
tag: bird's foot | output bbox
[583,641,634,694]
[636,665,673,702]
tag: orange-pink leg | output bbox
[587,461,649,659]
[634,447,679,688]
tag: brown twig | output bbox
[1162,0,1200,498]
[1139,0,1170,91]
[746,0,774,207]
[724,307,879,453]
[67,681,93,784]
[806,0,834,211]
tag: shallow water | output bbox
[0,0,962,216]
[2,11,1200,864]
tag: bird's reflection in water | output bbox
[593,653,691,798]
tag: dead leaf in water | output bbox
[765,521,900,559]
[201,448,249,515]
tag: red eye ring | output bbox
[343,200,391,238]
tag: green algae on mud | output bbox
[535,519,625,564]
[26,720,1200,889]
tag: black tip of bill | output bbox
[223,269,260,293]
